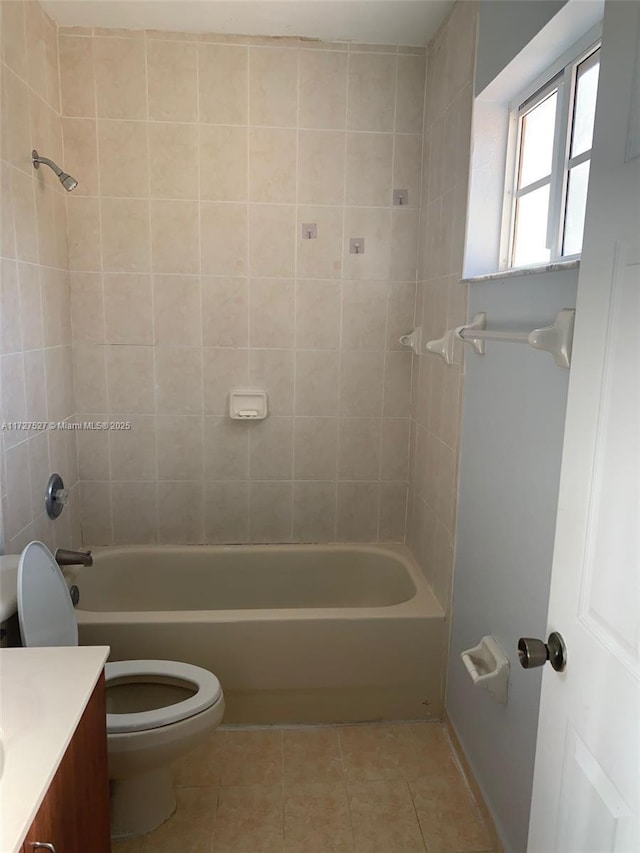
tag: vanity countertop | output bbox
[0,645,110,853]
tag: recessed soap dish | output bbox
[229,390,268,420]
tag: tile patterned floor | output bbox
[112,721,498,853]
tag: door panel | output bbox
[528,2,640,850]
[556,728,633,853]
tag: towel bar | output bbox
[425,309,575,368]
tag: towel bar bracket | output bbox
[456,312,486,355]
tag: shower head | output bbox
[59,172,78,192]
[32,149,78,192]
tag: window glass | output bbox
[518,91,558,188]
[563,160,591,256]
[512,184,551,267]
[571,52,601,158]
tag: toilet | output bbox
[14,541,225,839]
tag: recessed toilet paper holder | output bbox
[461,635,510,704]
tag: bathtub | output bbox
[73,544,446,724]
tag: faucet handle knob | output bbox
[45,473,67,519]
[53,488,69,506]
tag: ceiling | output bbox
[41,0,454,47]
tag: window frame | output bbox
[500,28,602,271]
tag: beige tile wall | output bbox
[58,27,427,545]
[407,1,477,609]
[0,0,80,554]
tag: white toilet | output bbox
[15,541,225,839]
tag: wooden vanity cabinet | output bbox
[21,674,111,853]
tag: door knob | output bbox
[517,632,567,672]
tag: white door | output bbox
[528,1,640,851]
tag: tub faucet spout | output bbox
[55,548,93,567]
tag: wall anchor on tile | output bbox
[393,189,409,206]
[398,327,422,355]
[301,223,317,240]
[349,238,365,254]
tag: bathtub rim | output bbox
[74,543,444,624]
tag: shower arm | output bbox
[32,151,63,177]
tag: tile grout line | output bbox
[35,116,426,143]
[289,45,301,544]
[245,43,252,543]
[3,41,30,537]
[336,725,358,848]
[280,727,285,847]
[212,767,222,853]
[52,191,422,206]
[334,45,350,543]
[376,50,401,542]
[404,47,429,547]
[195,35,206,547]
[86,32,115,545]
[142,30,160,545]
[407,774,431,853]
[20,7,39,542]
[56,17,82,547]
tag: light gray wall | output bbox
[446,268,578,853]
[475,0,567,93]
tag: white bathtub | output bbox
[73,544,446,724]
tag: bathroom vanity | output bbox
[0,646,111,853]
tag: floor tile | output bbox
[284,781,354,852]
[217,728,283,786]
[339,723,408,782]
[283,727,344,784]
[339,721,447,783]
[410,761,493,853]
[139,786,218,853]
[393,722,458,781]
[172,731,221,787]
[112,839,141,853]
[213,784,284,852]
[127,722,495,853]
[347,779,427,852]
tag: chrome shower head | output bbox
[59,172,78,192]
[32,149,78,192]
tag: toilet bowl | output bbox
[106,659,224,837]
[14,541,225,839]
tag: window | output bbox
[504,41,601,269]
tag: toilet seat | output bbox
[105,660,223,734]
[18,540,78,647]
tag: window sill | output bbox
[462,259,580,284]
